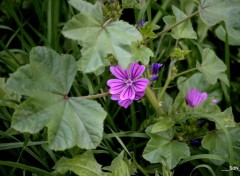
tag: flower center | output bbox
[125,79,133,86]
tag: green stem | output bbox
[47,0,60,50]
[157,59,176,102]
[80,92,110,99]
[223,23,231,106]
[144,10,199,44]
[130,103,137,131]
[133,158,150,176]
[172,68,198,79]
[145,87,164,114]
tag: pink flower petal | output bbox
[118,99,133,108]
[130,63,145,80]
[134,91,145,100]
[133,78,149,92]
[110,65,128,80]
[212,99,217,104]
[186,87,207,108]
[120,86,135,100]
[111,94,120,100]
[107,79,126,94]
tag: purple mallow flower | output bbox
[111,91,145,108]
[151,63,163,81]
[107,63,149,108]
[212,99,217,104]
[186,87,207,108]
[137,19,145,28]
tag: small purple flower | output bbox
[190,139,201,147]
[151,75,159,81]
[151,63,163,74]
[212,99,217,104]
[107,63,149,108]
[151,63,163,81]
[186,87,207,108]
[137,19,145,28]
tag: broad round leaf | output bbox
[199,0,240,27]
[62,0,142,73]
[143,128,190,169]
[6,46,107,150]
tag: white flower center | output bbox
[125,79,133,86]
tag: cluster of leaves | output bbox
[1,0,240,176]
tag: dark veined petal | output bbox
[134,91,145,100]
[120,86,135,100]
[111,94,120,101]
[118,99,133,108]
[151,63,163,74]
[130,62,145,80]
[133,78,149,92]
[186,87,207,108]
[107,79,126,94]
[110,65,128,80]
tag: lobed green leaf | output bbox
[54,151,106,176]
[62,0,142,73]
[6,47,107,150]
[196,48,229,86]
[143,128,190,169]
[199,0,240,27]
[163,6,197,39]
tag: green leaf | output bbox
[168,89,188,115]
[143,128,190,169]
[177,72,223,102]
[149,117,175,133]
[197,18,210,42]
[196,48,229,86]
[54,151,106,176]
[122,0,140,9]
[0,78,21,108]
[103,151,131,176]
[62,0,142,73]
[68,0,103,23]
[199,0,240,27]
[139,22,160,39]
[215,25,240,46]
[202,127,240,165]
[180,0,195,14]
[131,42,153,65]
[215,107,235,129]
[6,47,76,96]
[163,6,197,39]
[6,47,107,150]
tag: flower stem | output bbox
[172,68,198,79]
[144,10,199,44]
[133,158,150,176]
[130,103,137,131]
[80,92,110,99]
[145,87,165,114]
[157,59,176,102]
